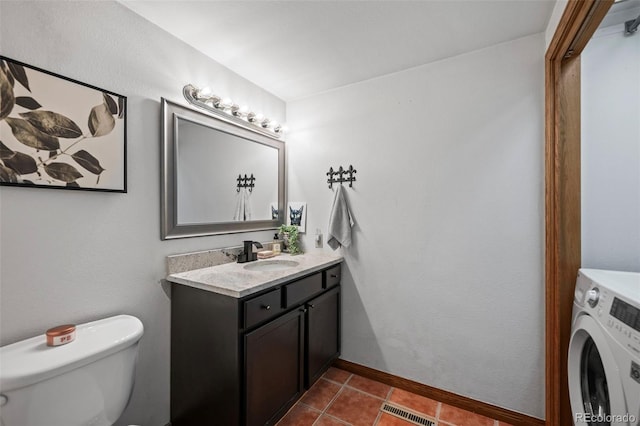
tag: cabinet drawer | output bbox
[244,288,283,328]
[324,264,341,288]
[284,273,323,307]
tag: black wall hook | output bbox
[327,165,356,189]
[236,173,255,192]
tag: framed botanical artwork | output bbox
[0,56,126,192]
[287,201,307,233]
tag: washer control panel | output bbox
[575,269,640,356]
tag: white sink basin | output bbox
[243,260,299,272]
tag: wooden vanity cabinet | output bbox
[170,263,341,426]
[245,308,305,426]
[306,285,340,387]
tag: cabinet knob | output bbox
[262,305,271,310]
[299,308,307,313]
[330,274,338,278]
[308,304,315,309]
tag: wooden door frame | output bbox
[545,1,613,425]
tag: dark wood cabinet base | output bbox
[170,263,342,426]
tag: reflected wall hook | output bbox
[237,173,255,192]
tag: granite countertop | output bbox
[166,252,343,298]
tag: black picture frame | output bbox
[0,56,127,193]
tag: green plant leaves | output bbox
[88,103,115,137]
[72,149,104,175]
[44,162,83,183]
[19,111,82,138]
[0,66,15,120]
[4,151,37,174]
[15,97,42,110]
[5,118,60,151]
[7,62,29,92]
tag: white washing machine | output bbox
[569,269,640,426]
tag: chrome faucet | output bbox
[237,240,263,263]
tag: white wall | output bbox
[0,2,285,425]
[287,34,545,418]
[581,19,640,272]
[545,0,568,49]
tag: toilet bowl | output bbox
[0,314,144,426]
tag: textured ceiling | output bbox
[122,1,555,101]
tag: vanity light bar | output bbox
[182,84,287,138]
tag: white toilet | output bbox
[0,314,144,426]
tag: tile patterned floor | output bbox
[276,367,513,426]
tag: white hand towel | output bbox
[327,184,354,250]
[244,188,253,221]
[233,188,246,221]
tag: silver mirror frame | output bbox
[161,98,286,240]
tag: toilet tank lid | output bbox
[0,314,144,392]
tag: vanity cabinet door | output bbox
[305,286,341,387]
[244,308,305,426]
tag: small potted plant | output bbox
[278,225,302,255]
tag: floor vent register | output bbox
[381,403,435,426]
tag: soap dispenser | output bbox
[272,233,282,254]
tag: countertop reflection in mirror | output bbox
[161,98,285,239]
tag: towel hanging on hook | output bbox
[327,184,354,250]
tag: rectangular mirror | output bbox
[161,98,285,239]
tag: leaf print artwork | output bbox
[103,93,118,115]
[71,149,104,175]
[0,141,14,159]
[88,103,115,137]
[44,162,83,183]
[0,164,18,183]
[0,56,126,191]
[15,97,42,110]
[5,117,60,151]
[7,62,30,91]
[0,67,15,119]
[4,151,37,174]
[19,111,82,138]
[117,96,125,119]
[1,61,15,88]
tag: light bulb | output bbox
[206,95,221,107]
[196,86,212,100]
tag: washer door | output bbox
[568,314,628,425]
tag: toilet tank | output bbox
[0,315,144,426]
